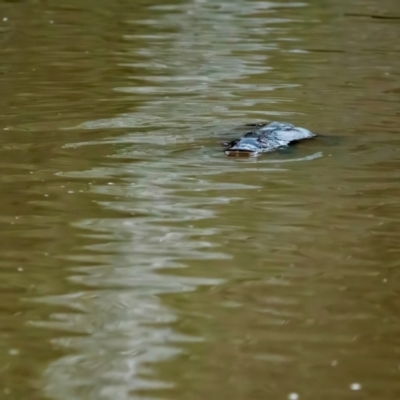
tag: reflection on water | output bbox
[1,0,400,399]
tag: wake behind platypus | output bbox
[224,122,316,157]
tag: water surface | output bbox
[1,0,400,399]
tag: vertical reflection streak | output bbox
[29,0,307,399]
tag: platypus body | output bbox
[224,122,316,156]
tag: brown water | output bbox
[1,0,400,399]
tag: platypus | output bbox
[224,122,316,156]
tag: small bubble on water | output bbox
[68,191,74,193]
[17,268,23,272]
[9,349,19,355]
[331,360,338,367]
[350,383,361,391]
[288,393,299,400]
[3,17,8,22]
[107,182,114,185]
[383,278,387,283]
[50,20,54,24]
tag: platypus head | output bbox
[224,137,261,157]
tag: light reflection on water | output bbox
[31,2,314,395]
[35,158,234,398]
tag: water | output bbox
[1,0,400,399]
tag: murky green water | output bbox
[1,0,400,399]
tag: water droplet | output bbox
[3,17,8,22]
[288,393,299,400]
[350,383,361,391]
[9,349,19,355]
